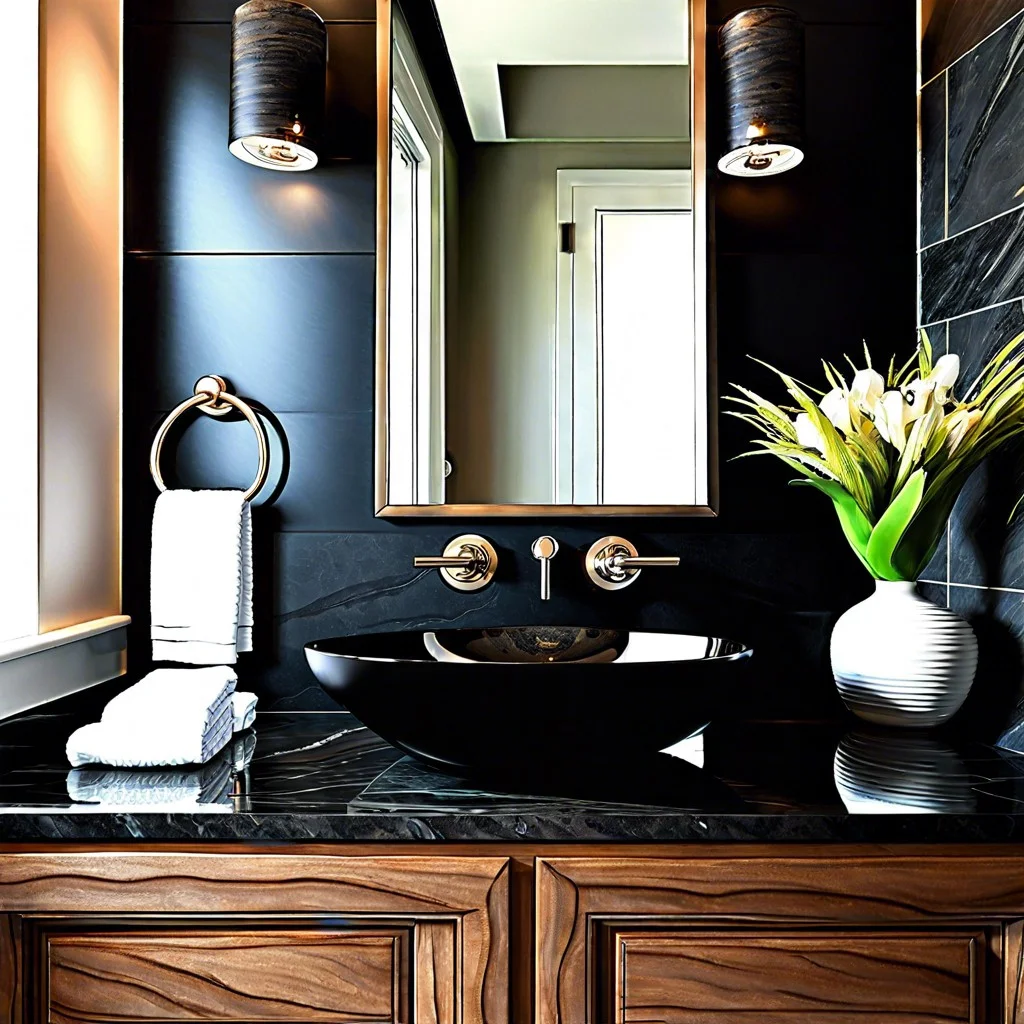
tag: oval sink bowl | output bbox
[305,627,753,773]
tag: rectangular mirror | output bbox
[375,0,712,515]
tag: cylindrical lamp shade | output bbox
[718,6,804,177]
[229,0,327,172]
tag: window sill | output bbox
[0,615,130,721]
[0,615,130,666]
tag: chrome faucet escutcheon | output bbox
[531,536,559,601]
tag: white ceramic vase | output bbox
[831,581,978,727]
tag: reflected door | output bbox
[556,170,697,505]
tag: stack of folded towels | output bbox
[65,489,262,775]
[66,667,257,769]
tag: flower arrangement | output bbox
[728,333,1024,581]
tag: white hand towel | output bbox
[66,755,233,811]
[65,667,237,768]
[231,691,258,732]
[150,490,253,664]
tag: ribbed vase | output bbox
[831,581,978,727]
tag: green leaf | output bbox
[790,477,877,578]
[865,468,927,581]
[918,330,933,378]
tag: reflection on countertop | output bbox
[1,699,1024,841]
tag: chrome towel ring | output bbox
[149,375,270,502]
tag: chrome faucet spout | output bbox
[531,536,559,601]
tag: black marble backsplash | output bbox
[121,0,915,712]
[918,4,1024,731]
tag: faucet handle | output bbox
[414,535,498,591]
[531,536,559,601]
[586,536,679,591]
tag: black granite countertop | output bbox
[3,695,1024,842]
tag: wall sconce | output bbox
[718,6,804,177]
[229,0,327,172]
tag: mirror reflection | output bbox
[383,0,706,512]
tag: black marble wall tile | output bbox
[949,460,1024,590]
[923,0,1024,82]
[126,23,376,254]
[948,583,1024,742]
[947,11,1024,236]
[125,254,374,413]
[920,206,1024,323]
[944,301,1024,589]
[919,580,950,608]
[948,297,1024,384]
[920,74,947,248]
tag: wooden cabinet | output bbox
[534,849,1024,1024]
[0,851,509,1024]
[603,928,983,1023]
[7,845,1024,1023]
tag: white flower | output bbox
[873,356,961,453]
[850,368,885,411]
[794,412,825,453]
[945,407,981,454]
[817,369,885,441]
[819,388,853,435]
[876,389,911,451]
[903,353,960,410]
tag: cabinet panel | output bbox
[0,852,508,1024]
[48,929,406,1023]
[611,929,981,1023]
[534,852,1024,1024]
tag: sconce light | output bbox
[229,0,327,172]
[718,6,804,177]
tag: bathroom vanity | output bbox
[3,705,1024,1022]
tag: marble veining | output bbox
[923,0,1024,81]
[920,205,1024,324]
[947,10,1024,236]
[945,302,1024,590]
[920,74,947,247]
[3,705,1024,841]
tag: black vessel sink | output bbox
[305,627,753,773]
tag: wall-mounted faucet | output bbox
[414,534,498,591]
[585,536,680,591]
[531,536,559,601]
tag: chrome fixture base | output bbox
[585,536,680,591]
[414,534,498,592]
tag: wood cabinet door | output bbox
[43,923,415,1023]
[0,851,510,1024]
[605,927,983,1023]
[534,849,1024,1024]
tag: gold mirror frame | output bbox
[374,0,716,517]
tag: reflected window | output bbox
[388,12,447,506]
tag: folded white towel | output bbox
[66,755,234,811]
[66,667,237,768]
[151,490,253,665]
[231,691,258,732]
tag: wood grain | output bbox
[0,853,508,1024]
[535,852,1024,1023]
[611,929,980,1023]
[415,921,457,1024]
[48,929,406,1023]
